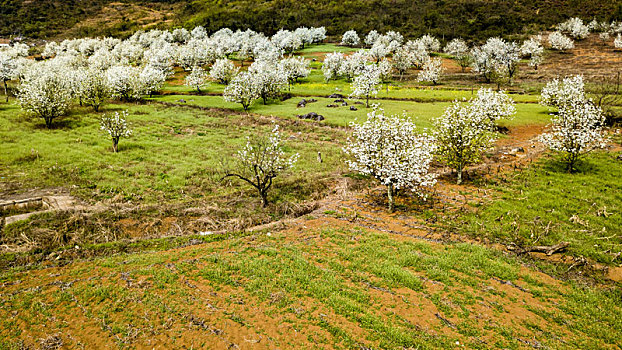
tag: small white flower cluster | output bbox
[100,110,132,152]
[343,107,437,210]
[615,34,622,49]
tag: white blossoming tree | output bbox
[615,34,622,49]
[433,102,498,184]
[392,47,414,80]
[106,65,144,101]
[444,38,471,72]
[557,17,590,39]
[350,65,381,107]
[17,66,72,128]
[520,37,544,70]
[139,65,167,98]
[470,88,516,128]
[223,71,259,111]
[540,75,586,108]
[210,58,239,85]
[100,110,132,153]
[222,125,298,207]
[79,68,111,112]
[540,100,607,172]
[341,30,360,47]
[279,56,310,89]
[343,108,437,212]
[417,57,444,85]
[549,32,575,51]
[248,60,287,104]
[185,66,209,92]
[322,52,345,81]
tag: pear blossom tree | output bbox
[106,65,144,101]
[417,57,444,85]
[377,59,393,82]
[321,52,345,81]
[368,42,390,63]
[470,88,516,128]
[223,71,260,111]
[341,30,360,47]
[549,32,575,51]
[279,56,310,89]
[557,18,590,39]
[444,38,471,72]
[79,68,111,112]
[185,66,209,92]
[365,30,381,47]
[420,34,441,52]
[433,102,497,184]
[248,60,287,104]
[520,37,544,70]
[615,34,622,48]
[338,50,369,81]
[539,100,607,172]
[210,58,239,84]
[343,108,437,212]
[100,110,132,153]
[139,65,167,97]
[540,75,586,108]
[392,47,414,80]
[17,65,72,128]
[0,52,17,102]
[222,125,298,207]
[350,65,381,107]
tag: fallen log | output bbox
[508,242,570,256]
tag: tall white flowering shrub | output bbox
[210,58,239,85]
[540,75,586,108]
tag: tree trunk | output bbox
[44,117,53,129]
[457,165,463,185]
[366,95,369,108]
[3,80,7,103]
[260,191,269,207]
[113,138,119,153]
[387,183,395,212]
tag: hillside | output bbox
[1,0,621,40]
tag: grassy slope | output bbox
[1,220,620,348]
[453,151,622,265]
